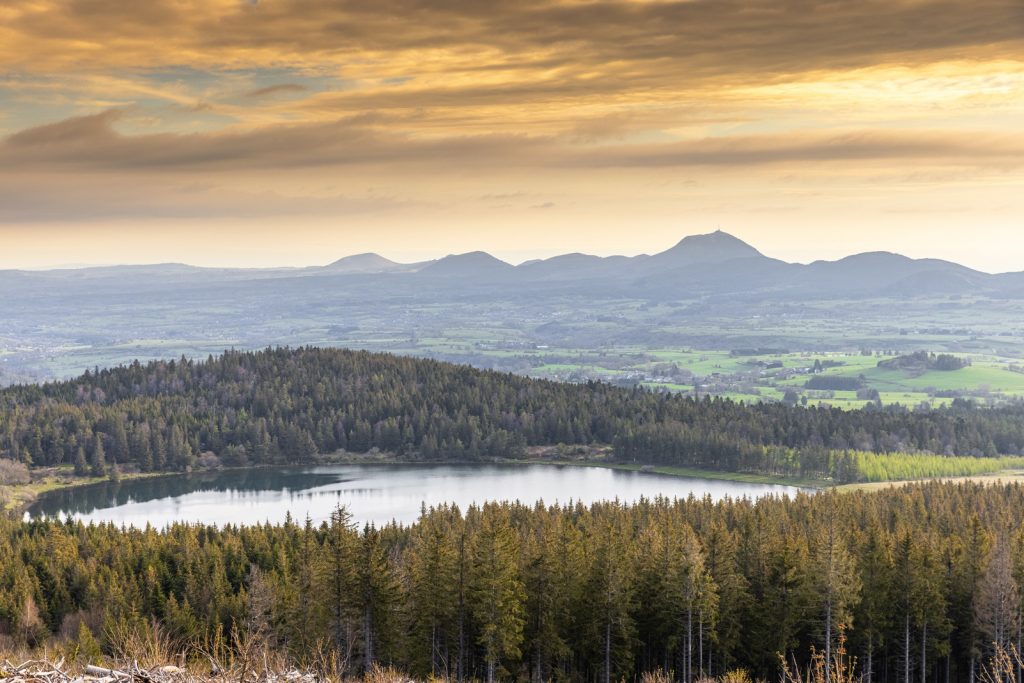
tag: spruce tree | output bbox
[468,505,526,683]
[90,435,106,477]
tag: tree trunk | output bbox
[904,614,911,683]
[364,605,374,670]
[605,621,612,683]
[458,533,466,683]
[826,600,833,683]
[699,610,704,681]
[431,621,438,678]
[866,635,874,683]
[1017,609,1022,683]
[687,605,693,683]
[921,621,927,683]
[85,666,127,678]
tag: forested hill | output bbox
[2,347,1024,480]
[2,482,1024,682]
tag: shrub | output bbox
[0,458,30,485]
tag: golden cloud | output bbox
[0,0,1021,269]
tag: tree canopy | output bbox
[2,347,1023,482]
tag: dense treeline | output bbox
[850,452,1024,482]
[879,352,970,372]
[2,347,1024,481]
[2,482,1024,683]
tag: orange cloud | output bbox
[0,0,1021,269]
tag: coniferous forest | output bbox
[4,348,1024,682]
[2,347,1024,482]
[1,482,1023,683]
[3,0,1019,681]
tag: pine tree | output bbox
[853,520,894,683]
[522,508,581,682]
[75,621,102,663]
[587,516,636,683]
[702,517,749,676]
[468,505,526,683]
[319,506,358,674]
[812,495,861,681]
[354,525,401,670]
[976,538,1021,660]
[910,533,951,683]
[407,507,460,677]
[90,435,106,477]
[73,446,88,476]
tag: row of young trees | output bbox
[2,482,1023,683]
[2,348,1024,479]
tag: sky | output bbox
[1,0,1022,271]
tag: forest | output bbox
[1,481,1022,683]
[2,347,1024,483]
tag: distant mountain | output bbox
[793,252,986,295]
[202,230,1008,298]
[418,251,515,278]
[636,256,796,296]
[30,263,205,279]
[517,253,636,281]
[8,229,1024,386]
[6,230,1022,300]
[321,253,411,274]
[639,230,765,272]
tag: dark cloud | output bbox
[244,83,308,98]
[5,0,1022,85]
[3,110,1019,174]
[7,109,122,147]
[0,178,416,222]
[0,110,548,170]
[568,132,1024,169]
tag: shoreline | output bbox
[4,452,825,519]
[1,468,182,517]
[833,469,1024,492]
[11,454,1024,519]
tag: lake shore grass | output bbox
[834,469,1024,492]
[1,466,177,516]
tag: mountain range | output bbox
[5,230,1023,300]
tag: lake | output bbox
[26,464,803,528]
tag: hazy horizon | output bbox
[4,228,1021,275]
[1,0,1021,272]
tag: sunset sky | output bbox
[1,0,1022,271]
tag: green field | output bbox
[6,285,1024,411]
[510,348,1024,409]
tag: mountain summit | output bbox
[644,230,764,269]
[323,253,404,274]
[419,251,514,278]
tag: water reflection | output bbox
[27,464,802,528]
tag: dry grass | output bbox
[837,470,1024,493]
[780,635,857,683]
[978,644,1024,683]
[640,671,673,683]
[0,659,416,683]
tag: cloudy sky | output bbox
[1,0,1022,270]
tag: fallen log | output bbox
[83,667,127,680]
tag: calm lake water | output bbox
[26,464,802,528]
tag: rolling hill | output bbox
[4,230,1016,299]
